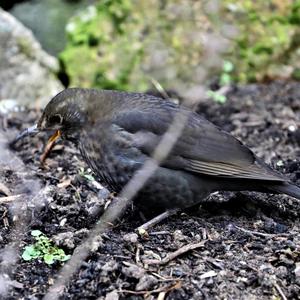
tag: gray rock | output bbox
[135,275,158,291]
[0,8,63,109]
[121,263,145,279]
[104,290,119,300]
[123,233,138,244]
[101,260,119,276]
[53,231,75,249]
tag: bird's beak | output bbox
[12,124,61,147]
[47,129,61,144]
[40,129,61,163]
[13,124,39,144]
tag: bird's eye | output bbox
[48,114,63,126]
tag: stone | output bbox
[0,8,63,109]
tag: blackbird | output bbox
[15,88,300,211]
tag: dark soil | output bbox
[0,81,300,300]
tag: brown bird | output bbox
[14,88,300,213]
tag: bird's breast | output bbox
[78,128,145,192]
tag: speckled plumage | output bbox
[35,88,300,211]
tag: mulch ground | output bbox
[0,80,300,299]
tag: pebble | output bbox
[105,290,119,300]
[123,233,138,244]
[121,264,145,279]
[101,260,119,276]
[276,266,288,279]
[52,231,75,249]
[135,275,158,291]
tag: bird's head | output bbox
[13,88,89,146]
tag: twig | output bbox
[234,225,289,238]
[0,182,11,196]
[144,241,206,265]
[137,209,180,233]
[135,245,141,265]
[149,231,171,236]
[120,281,181,295]
[274,282,288,300]
[151,272,174,281]
[158,291,166,300]
[149,77,170,99]
[0,194,25,204]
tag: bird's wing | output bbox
[113,107,285,182]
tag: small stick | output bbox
[149,77,170,99]
[0,194,25,204]
[144,241,205,265]
[274,282,288,300]
[149,231,171,236]
[137,209,180,233]
[135,246,141,265]
[120,281,181,295]
[0,182,11,196]
[157,291,166,300]
[234,225,289,238]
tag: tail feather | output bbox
[268,182,300,200]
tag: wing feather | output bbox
[187,160,284,181]
[112,101,285,182]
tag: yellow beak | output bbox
[40,129,61,163]
[48,129,61,144]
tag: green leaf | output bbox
[22,246,41,260]
[220,73,231,86]
[83,174,95,181]
[206,90,227,104]
[22,252,33,261]
[31,230,43,237]
[44,254,55,265]
[214,94,227,104]
[79,168,95,181]
[60,254,71,262]
[53,248,64,257]
[223,60,234,72]
[22,247,35,261]
[22,231,70,265]
[38,237,51,249]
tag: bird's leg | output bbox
[136,208,180,233]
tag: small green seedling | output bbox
[207,60,234,104]
[219,60,234,86]
[22,230,71,265]
[206,90,227,104]
[79,167,95,181]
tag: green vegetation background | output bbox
[59,0,300,92]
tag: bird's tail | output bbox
[268,182,300,200]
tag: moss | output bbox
[222,0,300,82]
[60,0,211,91]
[60,0,300,91]
[60,0,147,90]
[16,36,34,59]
